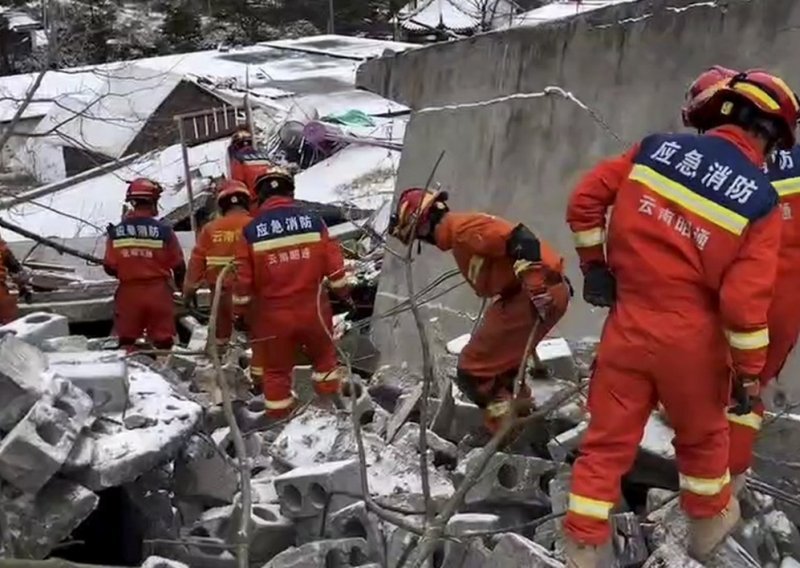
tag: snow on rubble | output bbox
[0,304,797,566]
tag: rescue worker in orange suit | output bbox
[104,178,187,353]
[563,70,799,566]
[184,179,252,350]
[228,129,273,207]
[387,189,571,435]
[683,67,800,494]
[233,168,352,419]
[0,236,31,324]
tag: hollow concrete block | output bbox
[0,311,69,348]
[48,351,129,414]
[455,449,556,506]
[274,459,362,519]
[229,502,295,564]
[263,538,371,568]
[326,501,384,564]
[535,337,577,381]
[0,377,92,493]
[0,333,47,431]
[486,533,564,567]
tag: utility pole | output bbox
[328,0,335,34]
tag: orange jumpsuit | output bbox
[185,209,252,346]
[435,212,571,432]
[728,145,800,475]
[564,125,781,545]
[104,209,186,351]
[234,195,349,417]
[228,146,272,207]
[0,240,21,324]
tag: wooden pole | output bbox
[175,117,198,235]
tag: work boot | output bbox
[688,496,741,562]
[563,536,602,568]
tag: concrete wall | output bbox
[362,0,800,399]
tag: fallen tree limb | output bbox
[208,263,251,568]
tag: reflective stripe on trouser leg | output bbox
[312,366,346,396]
[678,470,731,518]
[727,402,764,476]
[567,494,614,521]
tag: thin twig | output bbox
[208,263,250,568]
[403,150,447,523]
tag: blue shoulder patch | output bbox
[243,205,324,244]
[635,133,777,221]
[769,145,800,182]
[110,216,172,242]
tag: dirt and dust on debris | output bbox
[0,257,798,568]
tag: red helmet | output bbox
[682,65,738,128]
[388,187,448,245]
[216,179,251,209]
[254,167,294,203]
[698,70,800,149]
[126,178,162,203]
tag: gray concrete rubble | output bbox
[0,312,70,348]
[0,375,92,493]
[140,557,190,568]
[46,350,129,414]
[0,478,98,558]
[486,533,565,567]
[0,333,47,431]
[274,459,362,519]
[454,449,556,506]
[226,502,295,564]
[547,421,587,463]
[174,431,239,506]
[263,537,371,568]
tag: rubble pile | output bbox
[0,307,797,567]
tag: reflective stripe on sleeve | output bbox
[250,366,263,377]
[486,400,511,418]
[572,228,605,248]
[567,494,614,520]
[727,412,762,431]
[206,256,234,267]
[725,328,769,350]
[512,259,533,277]
[679,470,730,496]
[265,396,295,410]
[773,177,800,197]
[232,295,250,306]
[312,370,340,383]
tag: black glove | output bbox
[583,263,616,308]
[729,373,759,416]
[17,284,32,303]
[233,315,249,333]
[183,289,198,310]
[106,223,116,237]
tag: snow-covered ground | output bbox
[508,0,640,27]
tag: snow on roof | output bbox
[0,35,415,125]
[4,11,39,30]
[509,0,640,27]
[399,0,516,33]
[0,138,229,242]
[295,143,400,233]
[34,66,186,159]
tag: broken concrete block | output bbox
[263,538,371,568]
[0,333,47,431]
[455,449,556,506]
[764,509,800,559]
[361,403,390,437]
[47,351,129,414]
[754,413,800,525]
[0,312,69,348]
[340,375,376,426]
[647,488,677,513]
[175,431,238,505]
[642,542,704,567]
[368,364,423,412]
[536,337,577,381]
[629,413,678,490]
[394,422,458,468]
[161,535,236,568]
[568,336,599,379]
[0,378,92,493]
[126,465,181,543]
[435,513,502,567]
[530,377,586,425]
[547,421,587,462]
[782,558,800,568]
[226,502,295,564]
[326,501,385,563]
[68,364,202,490]
[487,533,564,567]
[1,478,98,559]
[274,459,361,519]
[272,406,455,503]
[40,335,89,352]
[611,513,648,566]
[186,325,209,352]
[386,383,423,442]
[140,557,190,568]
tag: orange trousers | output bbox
[0,287,18,325]
[114,280,176,350]
[457,281,569,431]
[728,287,800,475]
[251,297,341,418]
[564,304,732,545]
